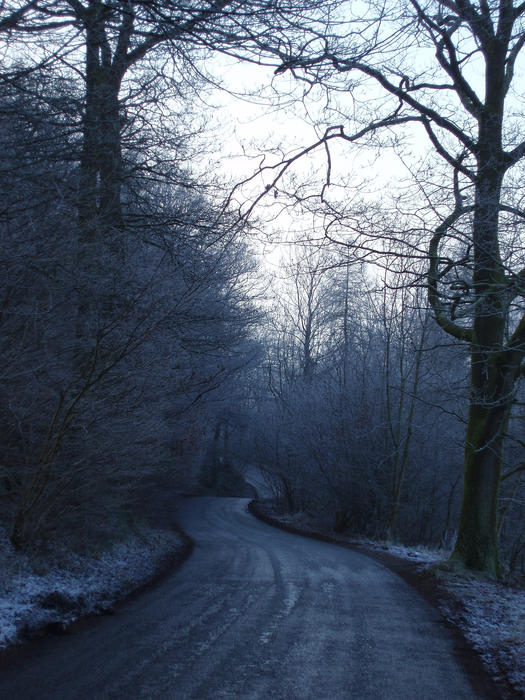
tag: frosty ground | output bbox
[370,540,525,698]
[0,523,186,650]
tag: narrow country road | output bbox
[0,497,491,699]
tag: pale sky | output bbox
[204,55,427,273]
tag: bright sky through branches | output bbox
[205,53,431,273]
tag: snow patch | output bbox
[0,523,185,650]
[437,576,525,695]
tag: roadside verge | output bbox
[0,496,194,652]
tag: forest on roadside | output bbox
[1,0,525,579]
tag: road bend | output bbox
[0,497,490,699]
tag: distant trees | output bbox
[3,0,525,581]
[245,247,468,545]
[267,248,340,384]
[236,0,525,577]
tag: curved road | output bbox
[0,497,489,699]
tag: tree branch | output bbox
[409,0,483,118]
[318,53,478,155]
[428,204,474,342]
[501,462,525,481]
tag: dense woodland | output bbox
[1,0,525,579]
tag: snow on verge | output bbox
[357,541,525,696]
[437,575,525,696]
[362,540,525,696]
[0,524,185,650]
[363,542,525,697]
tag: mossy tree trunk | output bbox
[424,5,525,576]
[453,382,510,576]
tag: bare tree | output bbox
[236,0,525,577]
[0,74,260,548]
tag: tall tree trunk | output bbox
[76,15,125,358]
[451,107,508,575]
[98,73,124,234]
[453,319,520,575]
[79,28,124,239]
[445,28,519,575]
[453,400,508,576]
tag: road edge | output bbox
[248,499,519,700]
[0,518,195,658]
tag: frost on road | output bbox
[0,497,491,699]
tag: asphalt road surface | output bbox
[0,497,491,699]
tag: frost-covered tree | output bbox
[239,0,525,577]
[0,76,260,548]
